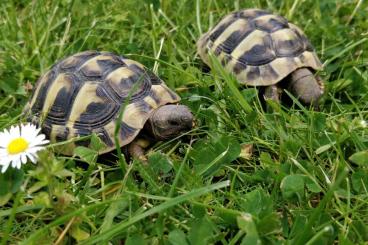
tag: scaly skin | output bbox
[128,104,193,160]
[288,68,324,106]
[263,68,324,107]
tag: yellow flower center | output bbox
[7,138,29,155]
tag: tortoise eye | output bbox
[52,195,58,203]
[169,119,180,126]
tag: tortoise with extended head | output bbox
[197,9,324,106]
[24,51,193,159]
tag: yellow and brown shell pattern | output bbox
[197,9,323,86]
[24,51,180,155]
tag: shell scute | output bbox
[288,23,314,52]
[228,29,275,66]
[232,60,247,74]
[209,15,237,42]
[234,9,269,19]
[245,66,261,81]
[76,100,118,129]
[120,122,137,143]
[30,70,57,115]
[79,54,123,78]
[271,29,304,57]
[219,20,255,55]
[44,73,81,125]
[97,128,114,147]
[253,14,289,33]
[105,67,152,103]
[59,51,98,70]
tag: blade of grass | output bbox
[0,205,44,218]
[323,38,368,66]
[198,146,229,176]
[293,166,349,244]
[168,142,192,197]
[20,198,128,245]
[81,180,230,244]
[113,73,145,174]
[196,0,202,35]
[208,54,253,113]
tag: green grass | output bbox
[1,0,368,244]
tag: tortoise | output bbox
[197,8,324,106]
[24,51,193,159]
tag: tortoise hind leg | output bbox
[287,68,324,107]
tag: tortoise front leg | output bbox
[263,84,283,104]
[262,85,283,112]
[263,84,283,112]
[127,139,151,162]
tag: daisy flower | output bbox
[0,123,49,173]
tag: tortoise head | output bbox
[288,68,324,106]
[146,105,193,140]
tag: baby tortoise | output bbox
[197,9,324,106]
[24,51,193,159]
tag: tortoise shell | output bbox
[25,51,180,155]
[197,9,323,86]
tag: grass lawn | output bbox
[1,0,368,244]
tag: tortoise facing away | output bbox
[197,9,324,106]
[24,51,193,159]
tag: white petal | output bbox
[31,125,41,134]
[22,124,40,139]
[28,146,46,154]
[21,126,34,141]
[9,154,20,167]
[0,155,11,167]
[0,148,8,157]
[11,157,20,169]
[0,132,12,148]
[20,153,27,164]
[36,134,45,141]
[30,124,39,132]
[40,139,50,145]
[4,154,16,164]
[29,134,46,146]
[2,128,9,135]
[1,163,9,173]
[9,125,20,138]
[17,158,23,169]
[26,152,37,163]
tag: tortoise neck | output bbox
[290,67,314,82]
[143,111,158,139]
